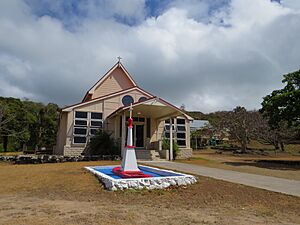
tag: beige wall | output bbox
[55,112,67,155]
[92,67,134,99]
[103,89,149,119]
[75,101,103,112]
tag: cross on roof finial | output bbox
[117,56,122,63]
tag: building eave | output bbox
[62,86,153,112]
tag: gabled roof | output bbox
[82,61,137,102]
[61,86,153,112]
[107,97,193,121]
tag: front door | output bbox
[135,125,144,148]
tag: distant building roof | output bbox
[190,120,210,131]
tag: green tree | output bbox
[162,138,179,160]
[214,106,256,153]
[261,70,300,131]
[0,97,30,151]
[0,97,59,152]
[261,70,300,150]
[87,130,120,156]
[251,111,297,151]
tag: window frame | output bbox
[176,119,186,147]
[163,118,187,148]
[122,95,134,106]
[72,111,103,145]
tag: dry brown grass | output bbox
[231,140,300,154]
[0,151,23,156]
[0,161,299,225]
[179,150,300,180]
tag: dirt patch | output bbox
[0,161,299,224]
[180,150,300,180]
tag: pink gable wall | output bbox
[92,67,135,99]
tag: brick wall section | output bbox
[177,148,193,159]
[63,146,85,156]
[62,146,192,159]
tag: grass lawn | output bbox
[0,151,23,156]
[0,161,299,225]
[179,149,300,181]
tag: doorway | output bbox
[135,125,144,148]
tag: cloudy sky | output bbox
[0,0,299,112]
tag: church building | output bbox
[55,61,193,160]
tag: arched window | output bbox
[122,95,134,106]
[138,96,147,102]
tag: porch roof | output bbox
[107,97,193,121]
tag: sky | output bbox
[0,0,300,113]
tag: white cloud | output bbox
[281,0,300,11]
[0,0,299,112]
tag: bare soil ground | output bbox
[179,149,300,180]
[0,161,299,225]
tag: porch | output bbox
[106,97,193,161]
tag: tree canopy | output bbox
[0,97,59,152]
[261,70,300,131]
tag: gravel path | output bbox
[143,161,300,197]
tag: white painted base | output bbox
[121,148,139,171]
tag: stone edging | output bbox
[85,165,197,191]
[0,155,121,164]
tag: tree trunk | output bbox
[22,143,27,152]
[241,140,247,153]
[280,141,285,151]
[274,140,279,150]
[3,135,8,152]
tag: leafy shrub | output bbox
[162,138,180,160]
[87,130,120,156]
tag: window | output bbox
[139,96,147,102]
[91,112,102,120]
[74,136,86,144]
[73,111,88,144]
[177,119,185,124]
[163,118,186,147]
[177,140,186,146]
[90,112,103,131]
[163,120,175,140]
[91,121,103,127]
[176,119,186,147]
[75,111,87,118]
[74,120,87,126]
[165,132,170,138]
[122,95,134,106]
[165,125,170,131]
[177,126,186,131]
[90,128,99,135]
[73,111,103,144]
[177,133,186,139]
[74,127,87,135]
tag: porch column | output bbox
[169,117,173,161]
[121,112,126,158]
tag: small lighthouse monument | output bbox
[113,104,152,178]
[86,103,196,190]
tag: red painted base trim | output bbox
[125,145,135,148]
[113,166,152,178]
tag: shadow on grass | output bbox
[224,160,300,171]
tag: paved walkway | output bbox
[143,161,300,197]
